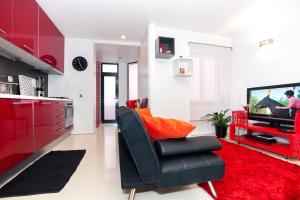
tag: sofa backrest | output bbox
[116,106,161,185]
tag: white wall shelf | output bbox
[173,56,193,77]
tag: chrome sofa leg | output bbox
[208,181,218,199]
[128,188,136,200]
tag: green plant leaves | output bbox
[202,109,232,127]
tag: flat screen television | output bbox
[247,82,300,127]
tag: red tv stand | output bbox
[230,111,300,160]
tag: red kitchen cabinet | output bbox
[12,0,38,56]
[0,99,34,174]
[0,0,13,42]
[34,100,65,151]
[38,7,65,72]
[34,100,55,150]
[52,101,66,138]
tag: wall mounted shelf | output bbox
[155,36,175,59]
[173,56,193,77]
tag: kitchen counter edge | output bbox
[0,94,74,101]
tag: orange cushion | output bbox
[138,114,196,141]
[135,108,152,117]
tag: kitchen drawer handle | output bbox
[12,102,32,105]
[56,128,64,132]
[43,58,52,64]
[0,28,7,34]
[22,44,35,53]
[56,121,64,125]
[57,108,65,111]
[42,102,52,105]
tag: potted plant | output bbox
[203,109,232,138]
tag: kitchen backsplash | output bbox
[0,56,48,96]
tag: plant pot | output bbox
[215,126,228,138]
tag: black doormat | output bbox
[0,150,86,198]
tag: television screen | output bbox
[248,85,300,119]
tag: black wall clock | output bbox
[72,56,88,71]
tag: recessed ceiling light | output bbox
[121,35,126,39]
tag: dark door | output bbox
[101,63,119,123]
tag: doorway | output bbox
[101,63,119,123]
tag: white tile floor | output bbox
[2,124,300,200]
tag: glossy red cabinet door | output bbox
[52,101,66,138]
[0,0,13,42]
[13,0,38,56]
[0,99,34,174]
[34,101,65,150]
[38,7,65,72]
[55,31,65,73]
[34,100,55,150]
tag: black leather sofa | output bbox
[116,106,225,200]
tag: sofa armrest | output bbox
[154,136,222,157]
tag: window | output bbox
[190,55,218,103]
[102,64,118,73]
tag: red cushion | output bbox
[126,100,137,109]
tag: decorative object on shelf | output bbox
[173,56,193,76]
[0,82,18,94]
[232,110,248,126]
[72,56,88,71]
[179,67,185,75]
[155,36,175,59]
[159,44,164,53]
[242,104,249,112]
[18,75,35,96]
[202,109,231,138]
[0,75,18,94]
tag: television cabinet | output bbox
[230,111,300,160]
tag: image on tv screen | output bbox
[249,86,300,118]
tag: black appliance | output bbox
[254,134,277,143]
[35,76,45,97]
[65,100,74,128]
[247,82,300,127]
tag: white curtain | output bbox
[189,43,232,120]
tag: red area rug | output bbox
[201,139,300,200]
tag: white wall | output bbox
[48,38,96,134]
[49,38,140,134]
[231,0,300,109]
[148,25,232,124]
[118,62,128,106]
[138,31,149,99]
[128,63,138,100]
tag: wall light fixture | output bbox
[259,38,274,47]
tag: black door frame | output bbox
[127,62,138,100]
[101,63,119,123]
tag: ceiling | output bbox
[36,0,251,43]
[95,43,139,63]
